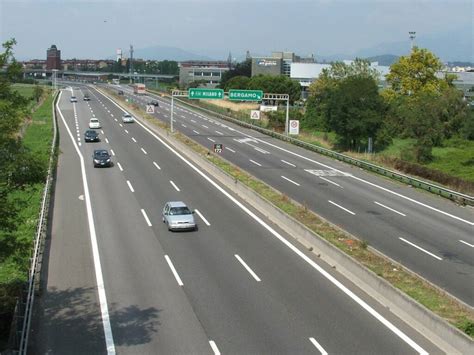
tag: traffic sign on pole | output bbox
[228,89,263,101]
[188,88,224,100]
[146,105,155,114]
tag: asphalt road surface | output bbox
[114,84,474,306]
[28,86,444,354]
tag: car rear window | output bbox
[170,207,191,215]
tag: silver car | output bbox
[122,113,134,123]
[162,201,197,231]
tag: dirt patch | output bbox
[202,99,258,112]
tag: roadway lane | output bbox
[117,85,474,305]
[65,85,443,353]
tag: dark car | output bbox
[83,94,90,101]
[148,100,159,107]
[118,90,124,95]
[84,130,99,142]
[92,149,112,168]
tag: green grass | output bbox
[428,139,474,182]
[23,94,54,158]
[12,83,35,100]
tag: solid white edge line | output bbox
[96,87,429,354]
[126,180,134,192]
[209,340,221,355]
[374,201,406,217]
[399,237,443,260]
[309,337,328,355]
[459,240,474,247]
[281,159,296,167]
[56,92,116,354]
[153,161,161,170]
[319,176,342,187]
[141,147,148,155]
[328,200,356,215]
[141,208,152,227]
[235,254,261,282]
[117,162,123,171]
[281,175,300,186]
[164,255,184,286]
[194,209,210,226]
[249,159,261,166]
[169,180,180,192]
[236,128,473,226]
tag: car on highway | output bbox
[118,90,124,95]
[70,96,77,103]
[148,100,159,107]
[92,149,112,168]
[89,118,101,129]
[83,94,90,101]
[122,113,134,123]
[162,201,197,231]
[84,130,99,142]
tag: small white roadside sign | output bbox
[250,110,261,120]
[146,105,155,114]
[289,120,299,135]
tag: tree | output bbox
[33,85,43,103]
[384,47,453,100]
[219,59,251,89]
[224,75,250,91]
[247,75,301,103]
[324,75,385,150]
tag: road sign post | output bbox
[228,89,263,101]
[188,88,224,100]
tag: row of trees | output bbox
[302,49,473,162]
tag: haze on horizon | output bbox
[0,0,472,62]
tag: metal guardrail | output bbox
[9,90,59,354]
[160,93,474,206]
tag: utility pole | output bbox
[129,44,134,84]
[409,31,416,51]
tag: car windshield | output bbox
[124,114,131,117]
[95,151,109,158]
[91,119,98,122]
[86,130,96,135]
[169,207,191,215]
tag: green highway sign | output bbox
[188,88,224,100]
[228,89,263,101]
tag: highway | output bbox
[28,85,443,353]
[115,84,474,306]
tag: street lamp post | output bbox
[409,31,416,50]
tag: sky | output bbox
[0,0,472,61]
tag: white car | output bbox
[122,113,134,123]
[89,118,101,129]
[70,96,77,103]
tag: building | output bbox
[290,61,391,99]
[46,44,61,70]
[179,61,230,88]
[251,51,315,77]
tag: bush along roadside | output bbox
[107,88,474,338]
[0,92,55,349]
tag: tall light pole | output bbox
[409,31,416,51]
[129,44,134,84]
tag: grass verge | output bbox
[0,92,54,349]
[109,88,474,338]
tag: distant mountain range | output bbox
[132,45,213,61]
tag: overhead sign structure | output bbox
[213,143,223,153]
[146,105,155,114]
[229,89,263,101]
[250,110,261,120]
[188,88,224,100]
[289,120,299,135]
